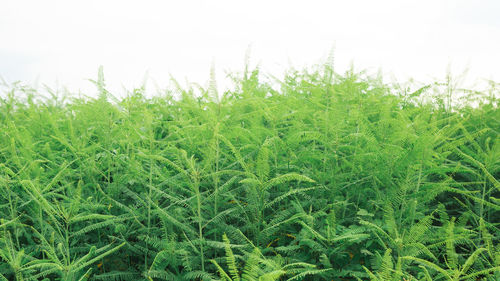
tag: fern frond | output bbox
[211,259,232,281]
[222,233,240,281]
[262,173,314,191]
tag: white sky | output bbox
[1,0,499,97]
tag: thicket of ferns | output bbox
[0,62,498,280]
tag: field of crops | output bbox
[1,64,499,280]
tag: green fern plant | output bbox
[211,234,325,281]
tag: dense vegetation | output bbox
[0,62,499,281]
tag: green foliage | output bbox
[211,233,321,281]
[0,62,498,280]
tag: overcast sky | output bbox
[1,0,499,96]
